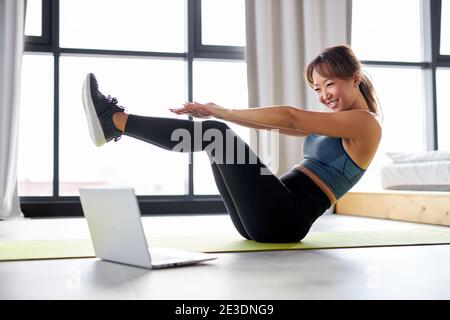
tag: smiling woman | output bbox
[79,44,382,243]
[306,45,379,116]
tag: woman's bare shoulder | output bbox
[352,109,382,138]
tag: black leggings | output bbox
[124,115,330,243]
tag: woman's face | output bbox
[312,68,359,112]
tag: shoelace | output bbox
[105,95,126,112]
[105,95,117,104]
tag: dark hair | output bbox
[305,45,381,118]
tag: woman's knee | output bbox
[201,120,234,159]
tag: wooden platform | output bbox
[335,191,450,226]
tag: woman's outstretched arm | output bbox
[225,118,308,136]
[170,102,379,139]
[169,102,308,136]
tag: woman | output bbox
[81,45,381,243]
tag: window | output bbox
[59,0,185,52]
[436,68,450,150]
[440,0,450,54]
[201,0,246,46]
[24,0,43,36]
[18,54,53,196]
[352,0,422,62]
[438,0,450,150]
[20,0,247,217]
[58,56,187,196]
[350,0,445,192]
[362,66,426,153]
[192,59,248,194]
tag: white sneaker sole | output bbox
[82,73,106,147]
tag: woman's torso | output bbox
[294,117,381,204]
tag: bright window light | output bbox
[24,0,42,36]
[352,0,422,62]
[60,0,185,52]
[201,0,246,46]
[436,68,450,150]
[193,59,249,195]
[440,0,450,54]
[59,56,187,196]
[18,54,53,196]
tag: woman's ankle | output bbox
[112,112,129,133]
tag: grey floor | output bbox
[1,212,450,300]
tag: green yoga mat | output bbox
[1,228,450,262]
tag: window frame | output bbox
[352,0,450,151]
[432,0,450,149]
[21,0,245,217]
[24,0,51,46]
[193,0,245,59]
[437,0,450,62]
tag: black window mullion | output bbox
[52,0,60,197]
[41,0,51,44]
[195,50,245,60]
[431,0,440,150]
[53,54,60,197]
[187,0,196,196]
[436,58,450,67]
[433,0,450,148]
[359,60,430,68]
[193,0,203,55]
[433,0,443,61]
[59,48,185,59]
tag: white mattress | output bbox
[380,160,450,191]
[385,150,450,163]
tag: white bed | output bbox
[380,150,450,191]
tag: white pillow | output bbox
[386,150,450,163]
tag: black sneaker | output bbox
[81,73,126,147]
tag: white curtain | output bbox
[0,0,25,219]
[245,0,352,176]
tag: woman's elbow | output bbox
[286,106,299,130]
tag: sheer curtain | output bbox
[245,0,352,176]
[0,0,25,219]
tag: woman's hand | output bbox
[169,102,230,120]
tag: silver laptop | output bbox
[79,187,217,269]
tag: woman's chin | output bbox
[330,106,340,112]
[324,104,342,112]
